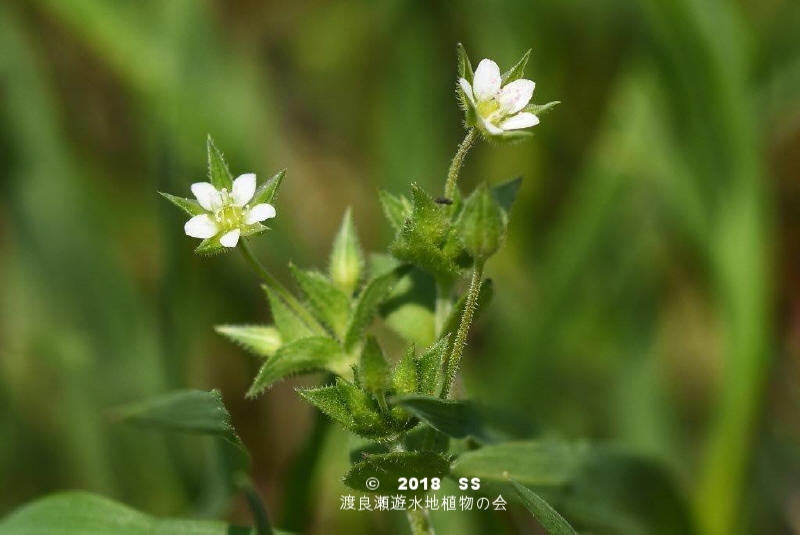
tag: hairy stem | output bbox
[441,262,484,399]
[443,128,478,200]
[406,508,436,535]
[238,239,325,333]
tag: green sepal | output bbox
[290,264,350,339]
[263,285,316,343]
[392,344,417,394]
[524,100,561,116]
[456,42,474,80]
[491,176,523,214]
[344,451,450,495]
[416,336,449,395]
[358,336,389,394]
[455,182,506,262]
[501,48,532,84]
[251,169,285,206]
[194,237,227,256]
[247,336,346,397]
[206,134,234,190]
[329,208,364,296]
[215,325,282,358]
[159,192,205,217]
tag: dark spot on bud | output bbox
[435,197,453,205]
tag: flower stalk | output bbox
[444,128,478,200]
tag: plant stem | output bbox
[440,261,484,399]
[238,239,325,333]
[406,508,436,535]
[443,128,478,200]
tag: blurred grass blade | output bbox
[509,479,577,535]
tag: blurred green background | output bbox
[1,0,800,534]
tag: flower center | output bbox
[477,99,501,120]
[213,189,244,229]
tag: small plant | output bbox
[0,44,691,535]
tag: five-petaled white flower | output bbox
[184,173,276,248]
[459,58,539,135]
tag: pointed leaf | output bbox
[501,49,531,84]
[215,325,282,358]
[510,480,578,535]
[251,169,285,206]
[358,336,389,393]
[379,190,411,232]
[109,389,244,451]
[0,492,271,535]
[159,192,206,216]
[344,451,450,495]
[297,384,351,427]
[263,285,315,343]
[392,394,492,443]
[248,336,346,396]
[450,440,588,487]
[290,265,350,338]
[207,135,234,189]
[381,268,436,347]
[329,208,364,295]
[344,265,408,351]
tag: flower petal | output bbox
[232,173,256,206]
[479,115,504,135]
[191,182,221,211]
[245,203,276,225]
[499,112,540,130]
[497,79,535,115]
[219,228,241,247]
[184,214,218,239]
[472,59,501,101]
[458,77,475,105]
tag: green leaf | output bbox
[391,345,417,394]
[109,389,244,451]
[296,384,351,428]
[509,480,578,535]
[344,265,407,351]
[344,451,450,495]
[501,48,531,84]
[450,440,588,487]
[263,285,316,343]
[358,336,389,393]
[207,134,234,190]
[159,192,205,217]
[524,101,561,116]
[290,265,350,339]
[380,267,436,348]
[456,42,474,80]
[0,492,265,535]
[215,325,282,358]
[392,394,492,443]
[251,169,285,206]
[379,190,412,232]
[416,336,449,395]
[491,176,523,214]
[455,182,505,262]
[247,337,346,397]
[329,208,364,295]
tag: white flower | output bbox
[184,173,276,248]
[459,58,540,135]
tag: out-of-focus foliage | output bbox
[1,0,800,534]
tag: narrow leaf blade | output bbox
[510,480,578,535]
[215,325,282,358]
